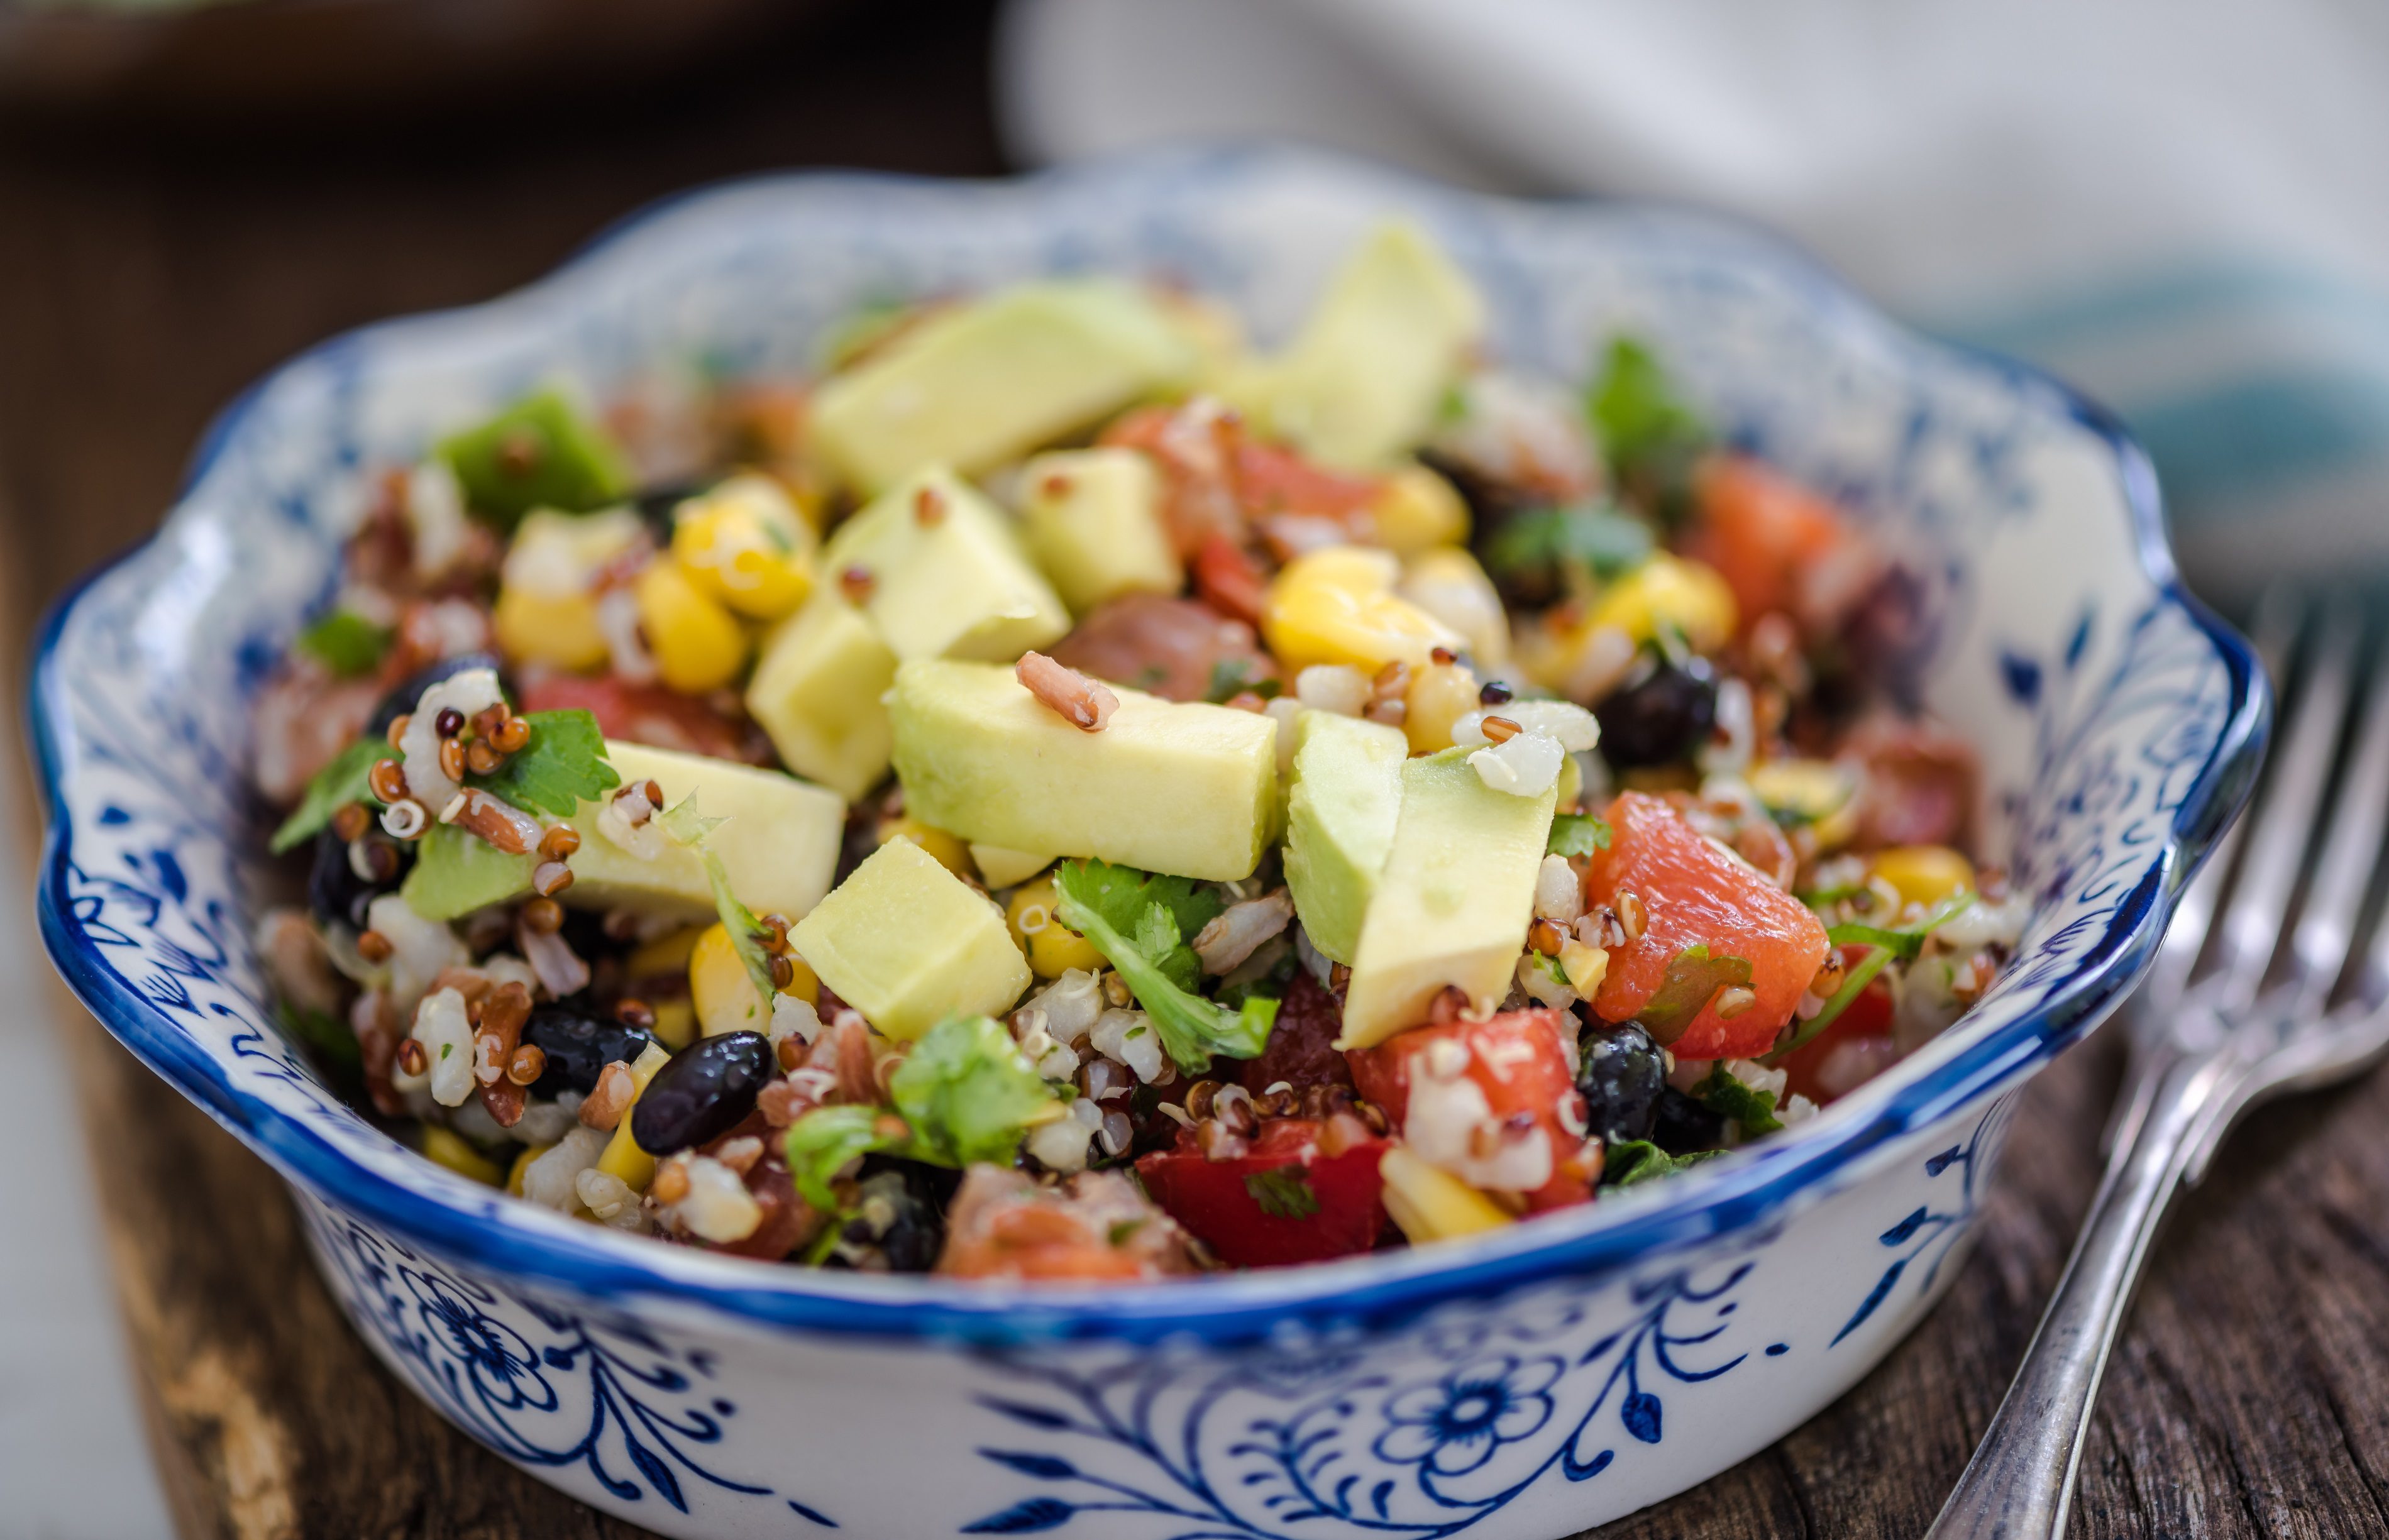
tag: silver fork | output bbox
[1927,591,2389,1540]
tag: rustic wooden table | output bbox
[6,6,2386,1535]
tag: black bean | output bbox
[1650,1084,1727,1155]
[1577,1023,1667,1143]
[367,650,512,735]
[833,1157,955,1273]
[521,1006,656,1100]
[630,1031,772,1155]
[633,478,716,541]
[1595,656,1718,767]
[307,827,402,932]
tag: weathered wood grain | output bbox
[5,5,2385,1533]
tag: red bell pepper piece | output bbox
[1135,1118,1388,1268]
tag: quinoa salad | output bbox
[251,223,2026,1280]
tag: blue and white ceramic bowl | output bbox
[33,147,2265,1540]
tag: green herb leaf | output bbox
[1052,859,1277,1072]
[465,708,620,818]
[295,611,393,678]
[1204,657,1282,704]
[1824,893,1976,961]
[783,1105,907,1213]
[270,736,386,854]
[891,1014,1062,1168]
[280,1004,360,1071]
[1604,1138,1726,1187]
[1243,1165,1321,1219]
[436,387,632,531]
[1588,338,1710,519]
[1547,813,1613,857]
[1694,1064,1784,1136]
[658,792,779,1018]
[1762,947,1897,1064]
[1634,943,1754,1045]
[1482,502,1654,597]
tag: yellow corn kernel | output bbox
[1366,464,1470,554]
[597,1042,675,1191]
[1587,553,1738,654]
[1559,940,1609,996]
[1872,845,1977,910]
[1515,609,1637,701]
[493,586,610,672]
[1007,874,1105,978]
[1403,659,1482,754]
[506,1142,551,1197]
[878,817,973,881]
[649,998,697,1052]
[421,1125,504,1187]
[493,507,643,671]
[1398,546,1509,668]
[1379,1146,1515,1245]
[1748,759,1860,851]
[626,926,707,982]
[1263,545,1465,676]
[671,473,818,622]
[636,559,751,694]
[690,923,770,1038]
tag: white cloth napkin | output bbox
[998,0,2389,601]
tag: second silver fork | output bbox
[1928,592,2389,1540]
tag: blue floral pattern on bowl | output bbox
[31,146,2265,1539]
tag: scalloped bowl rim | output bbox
[30,148,2268,1346]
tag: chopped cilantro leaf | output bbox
[270,736,385,854]
[890,1015,1061,1168]
[1634,943,1753,1043]
[1588,337,1709,520]
[1548,813,1613,857]
[1205,657,1283,703]
[464,708,619,818]
[1482,502,1653,600]
[1243,1165,1320,1219]
[280,1004,360,1072]
[1767,893,1975,1062]
[783,1105,906,1213]
[1825,893,1975,960]
[658,792,778,1020]
[1052,859,1276,1072]
[295,610,393,678]
[1694,1064,1784,1136]
[1604,1138,1725,1187]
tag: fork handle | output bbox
[1923,1052,2224,1540]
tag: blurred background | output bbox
[1,1,2381,1534]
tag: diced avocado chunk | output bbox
[1338,750,1556,1048]
[790,838,1032,1041]
[1283,710,1409,964]
[810,279,1199,494]
[401,824,537,922]
[970,842,1056,889]
[437,387,632,531]
[568,742,844,921]
[1019,448,1182,613]
[889,659,1280,883]
[822,467,1070,664]
[746,588,900,802]
[400,740,846,923]
[1238,222,1484,470]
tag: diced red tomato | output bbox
[517,673,768,763]
[1684,455,1850,631]
[1347,1009,1596,1213]
[1774,949,1895,1106]
[1191,533,1271,629]
[1232,439,1382,524]
[1583,792,1830,1061]
[1236,970,1354,1096]
[1135,1117,1388,1268]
